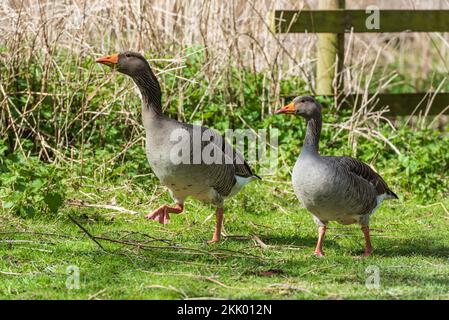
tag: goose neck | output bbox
[302,113,321,154]
[132,70,164,118]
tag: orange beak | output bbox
[274,102,295,114]
[96,54,118,67]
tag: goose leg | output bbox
[207,207,224,244]
[314,226,327,257]
[361,225,373,256]
[145,203,184,225]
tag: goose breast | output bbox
[292,154,378,224]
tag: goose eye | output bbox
[125,53,130,57]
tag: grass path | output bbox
[1,181,448,299]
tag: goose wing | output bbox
[327,156,398,199]
[195,125,259,197]
[204,127,260,179]
[227,141,259,179]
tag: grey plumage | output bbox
[324,156,398,199]
[275,95,398,255]
[145,118,258,206]
[108,51,259,208]
[286,96,397,226]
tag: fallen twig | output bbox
[114,230,173,245]
[66,199,139,215]
[68,215,106,251]
[0,270,22,276]
[417,202,449,216]
[19,247,54,253]
[93,235,216,258]
[0,231,76,239]
[88,289,107,300]
[266,283,312,294]
[252,235,269,249]
[0,239,52,245]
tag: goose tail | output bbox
[386,189,399,200]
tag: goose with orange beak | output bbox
[275,96,398,257]
[96,51,260,243]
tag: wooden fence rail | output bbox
[270,2,449,115]
[272,10,449,33]
[283,93,449,116]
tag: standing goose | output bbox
[96,52,260,243]
[275,96,398,256]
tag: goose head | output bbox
[96,51,151,77]
[275,96,322,119]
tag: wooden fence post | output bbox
[271,7,449,115]
[316,0,345,95]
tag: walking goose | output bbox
[275,96,398,256]
[96,52,260,243]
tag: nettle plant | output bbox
[0,141,66,217]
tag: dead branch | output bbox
[66,199,139,215]
[68,215,106,251]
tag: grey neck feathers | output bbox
[302,113,322,154]
[132,69,163,117]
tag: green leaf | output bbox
[3,201,15,209]
[22,206,36,218]
[44,192,64,213]
[31,179,45,191]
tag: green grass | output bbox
[1,180,448,300]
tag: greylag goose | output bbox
[275,96,398,256]
[96,52,260,243]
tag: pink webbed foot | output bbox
[314,249,325,257]
[145,204,183,225]
[207,238,220,245]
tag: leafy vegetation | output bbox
[1,46,449,300]
[2,50,448,206]
[0,146,66,218]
